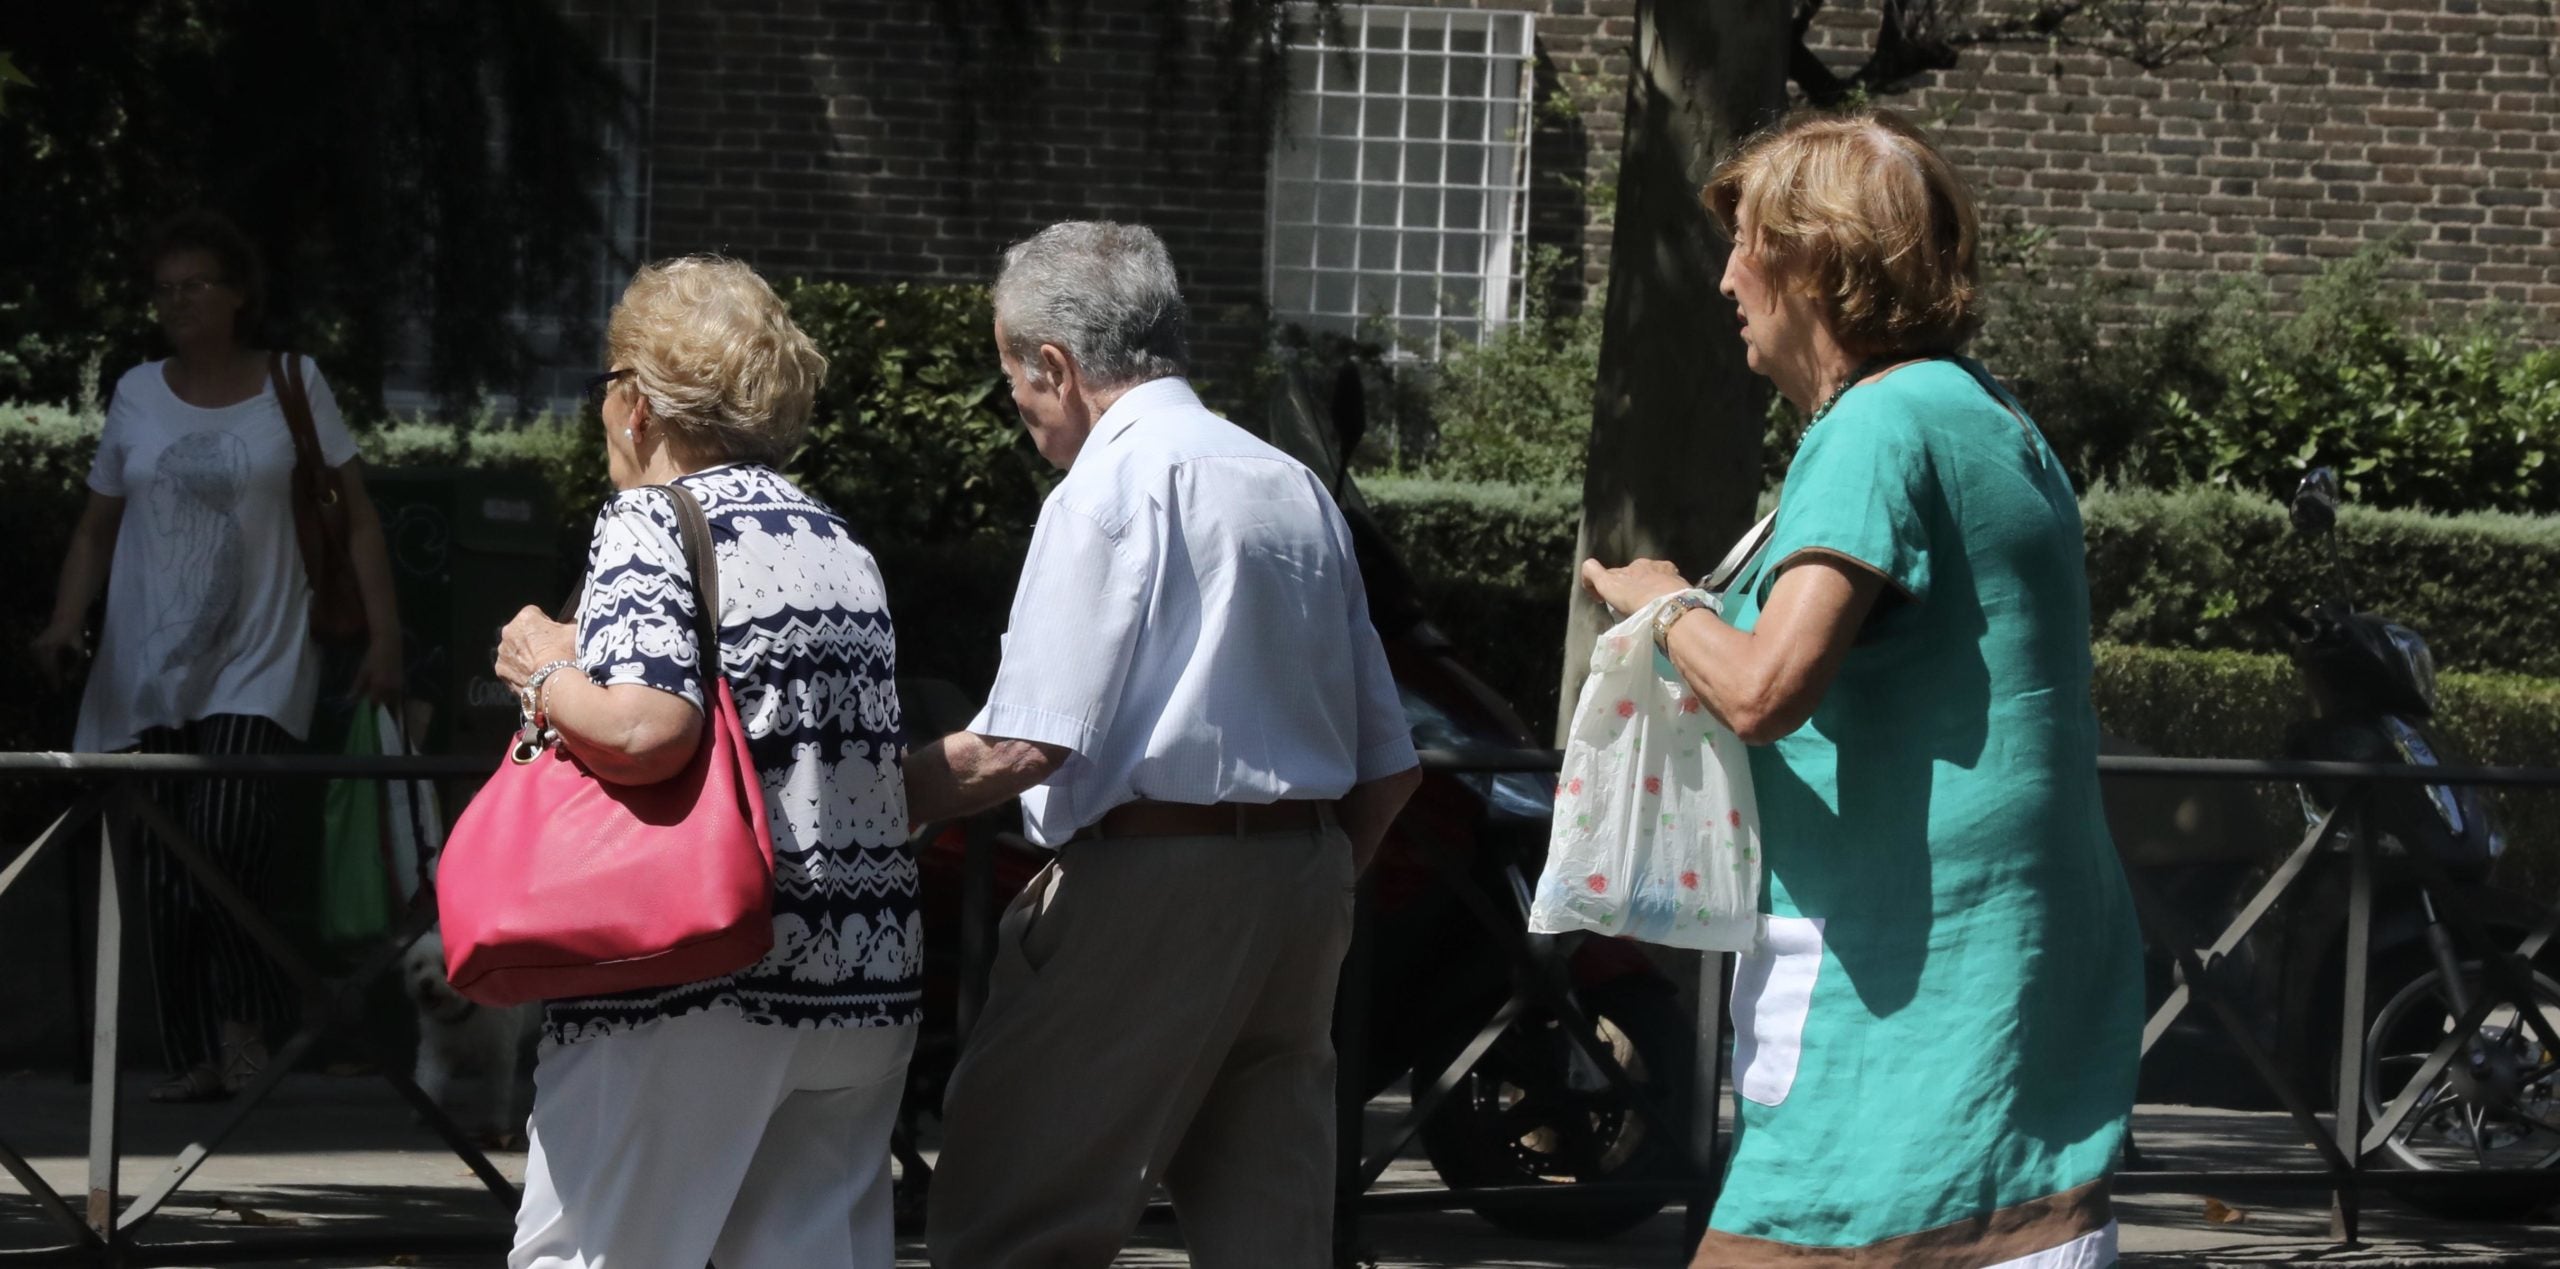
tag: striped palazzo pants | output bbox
[127,713,298,1073]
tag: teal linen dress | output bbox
[1700,358,2143,1266]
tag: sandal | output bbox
[148,1063,230,1104]
[218,1033,269,1096]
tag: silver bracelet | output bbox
[522,659,582,727]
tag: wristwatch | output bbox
[1651,589,1715,650]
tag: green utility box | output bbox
[365,468,569,762]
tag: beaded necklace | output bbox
[1807,355,1889,429]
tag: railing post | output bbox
[85,801,125,1247]
[1334,878,1375,1268]
[1682,951,1727,1258]
[2329,797,2372,1246]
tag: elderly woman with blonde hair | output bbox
[1581,110,2141,1267]
[489,256,917,1269]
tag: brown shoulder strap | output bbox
[271,351,324,472]
[652,483,723,671]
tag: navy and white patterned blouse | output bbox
[543,463,919,1045]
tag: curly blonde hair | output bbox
[1703,109,1983,355]
[606,256,828,466]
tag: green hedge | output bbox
[1360,475,1584,592]
[0,405,107,770]
[1358,476,2560,681]
[6,407,2553,900]
[2092,644,2560,902]
[2082,485,2560,676]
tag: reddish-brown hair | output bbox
[1703,109,1983,354]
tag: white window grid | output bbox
[1266,5,1536,358]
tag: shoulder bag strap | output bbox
[271,351,326,477]
[651,483,724,677]
[1700,508,1779,597]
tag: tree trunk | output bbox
[1556,0,1792,741]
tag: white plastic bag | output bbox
[376,703,444,902]
[1529,592,1761,951]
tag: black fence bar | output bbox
[0,752,490,780]
[9,747,2560,1268]
[1412,746,2560,788]
[1385,745,2560,1259]
[0,763,513,1268]
[9,746,2553,787]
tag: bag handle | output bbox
[650,483,724,677]
[552,484,723,681]
[270,352,324,475]
[1699,509,1778,596]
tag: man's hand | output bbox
[906,731,1071,829]
[1339,765,1424,874]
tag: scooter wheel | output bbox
[1416,978,1694,1239]
[2360,956,2560,1219]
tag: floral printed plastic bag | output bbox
[1530,591,1762,951]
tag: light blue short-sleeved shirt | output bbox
[971,377,1417,845]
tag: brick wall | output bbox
[1803,1,2560,315]
[629,2,2557,373]
[643,1,1279,390]
[634,1,1634,391]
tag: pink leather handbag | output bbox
[436,484,774,1007]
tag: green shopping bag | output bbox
[318,706,396,944]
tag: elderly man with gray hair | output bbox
[904,221,1421,1266]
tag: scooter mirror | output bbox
[2291,466,2341,537]
[1329,363,1369,485]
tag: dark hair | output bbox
[145,210,267,343]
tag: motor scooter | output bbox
[2126,467,2560,1215]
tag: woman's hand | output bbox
[351,634,404,707]
[494,607,580,692]
[1579,557,1691,617]
[28,621,85,687]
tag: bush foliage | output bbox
[1977,243,2560,512]
[777,280,1049,542]
[1409,286,1603,485]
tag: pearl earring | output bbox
[624,428,635,442]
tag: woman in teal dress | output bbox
[1581,110,2143,1267]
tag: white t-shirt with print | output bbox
[75,356,358,752]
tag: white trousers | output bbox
[510,1008,916,1269]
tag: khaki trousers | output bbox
[926,818,1356,1268]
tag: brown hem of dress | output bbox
[1689,1177,2112,1268]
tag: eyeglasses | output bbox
[583,368,634,409]
[149,277,227,304]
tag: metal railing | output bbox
[1305,748,2560,1261]
[0,752,502,1268]
[4,749,2558,1266]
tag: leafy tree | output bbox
[0,1,619,415]
[0,52,28,116]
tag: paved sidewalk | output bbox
[2,1071,2553,1266]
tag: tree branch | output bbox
[1788,0,2274,102]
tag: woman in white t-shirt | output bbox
[29,211,404,1103]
